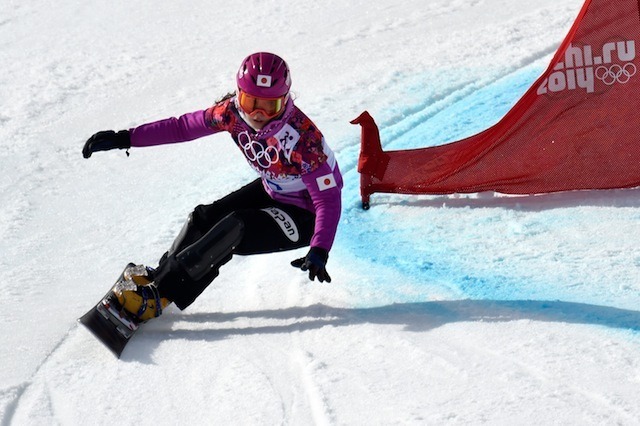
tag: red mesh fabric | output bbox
[352,0,640,207]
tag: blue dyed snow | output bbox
[384,66,544,151]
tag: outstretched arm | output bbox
[129,110,217,147]
[83,107,227,158]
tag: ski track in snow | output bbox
[0,325,76,426]
[290,344,335,425]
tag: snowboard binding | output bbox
[110,263,170,323]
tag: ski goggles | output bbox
[237,90,286,119]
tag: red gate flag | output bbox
[352,0,640,209]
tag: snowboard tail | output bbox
[78,264,146,358]
[79,297,138,357]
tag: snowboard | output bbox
[78,264,147,358]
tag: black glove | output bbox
[291,247,331,283]
[82,130,131,158]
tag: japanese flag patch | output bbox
[256,74,272,87]
[316,173,337,191]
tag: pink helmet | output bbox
[236,52,292,98]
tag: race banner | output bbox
[352,0,640,208]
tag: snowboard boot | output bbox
[111,264,171,323]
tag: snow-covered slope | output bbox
[3,0,640,424]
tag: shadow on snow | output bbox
[363,187,640,212]
[130,299,640,354]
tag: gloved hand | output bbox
[82,130,131,158]
[291,247,331,283]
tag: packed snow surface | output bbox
[2,0,640,424]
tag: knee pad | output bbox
[175,213,245,281]
[168,213,195,256]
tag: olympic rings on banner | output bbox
[595,63,637,85]
[238,131,279,168]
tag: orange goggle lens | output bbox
[238,91,285,119]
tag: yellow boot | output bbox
[113,265,171,322]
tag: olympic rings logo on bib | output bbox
[238,131,280,169]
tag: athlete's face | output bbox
[237,91,286,130]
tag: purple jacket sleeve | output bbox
[129,110,219,147]
[301,162,343,251]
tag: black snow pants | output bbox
[153,179,316,309]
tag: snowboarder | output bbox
[82,52,342,323]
